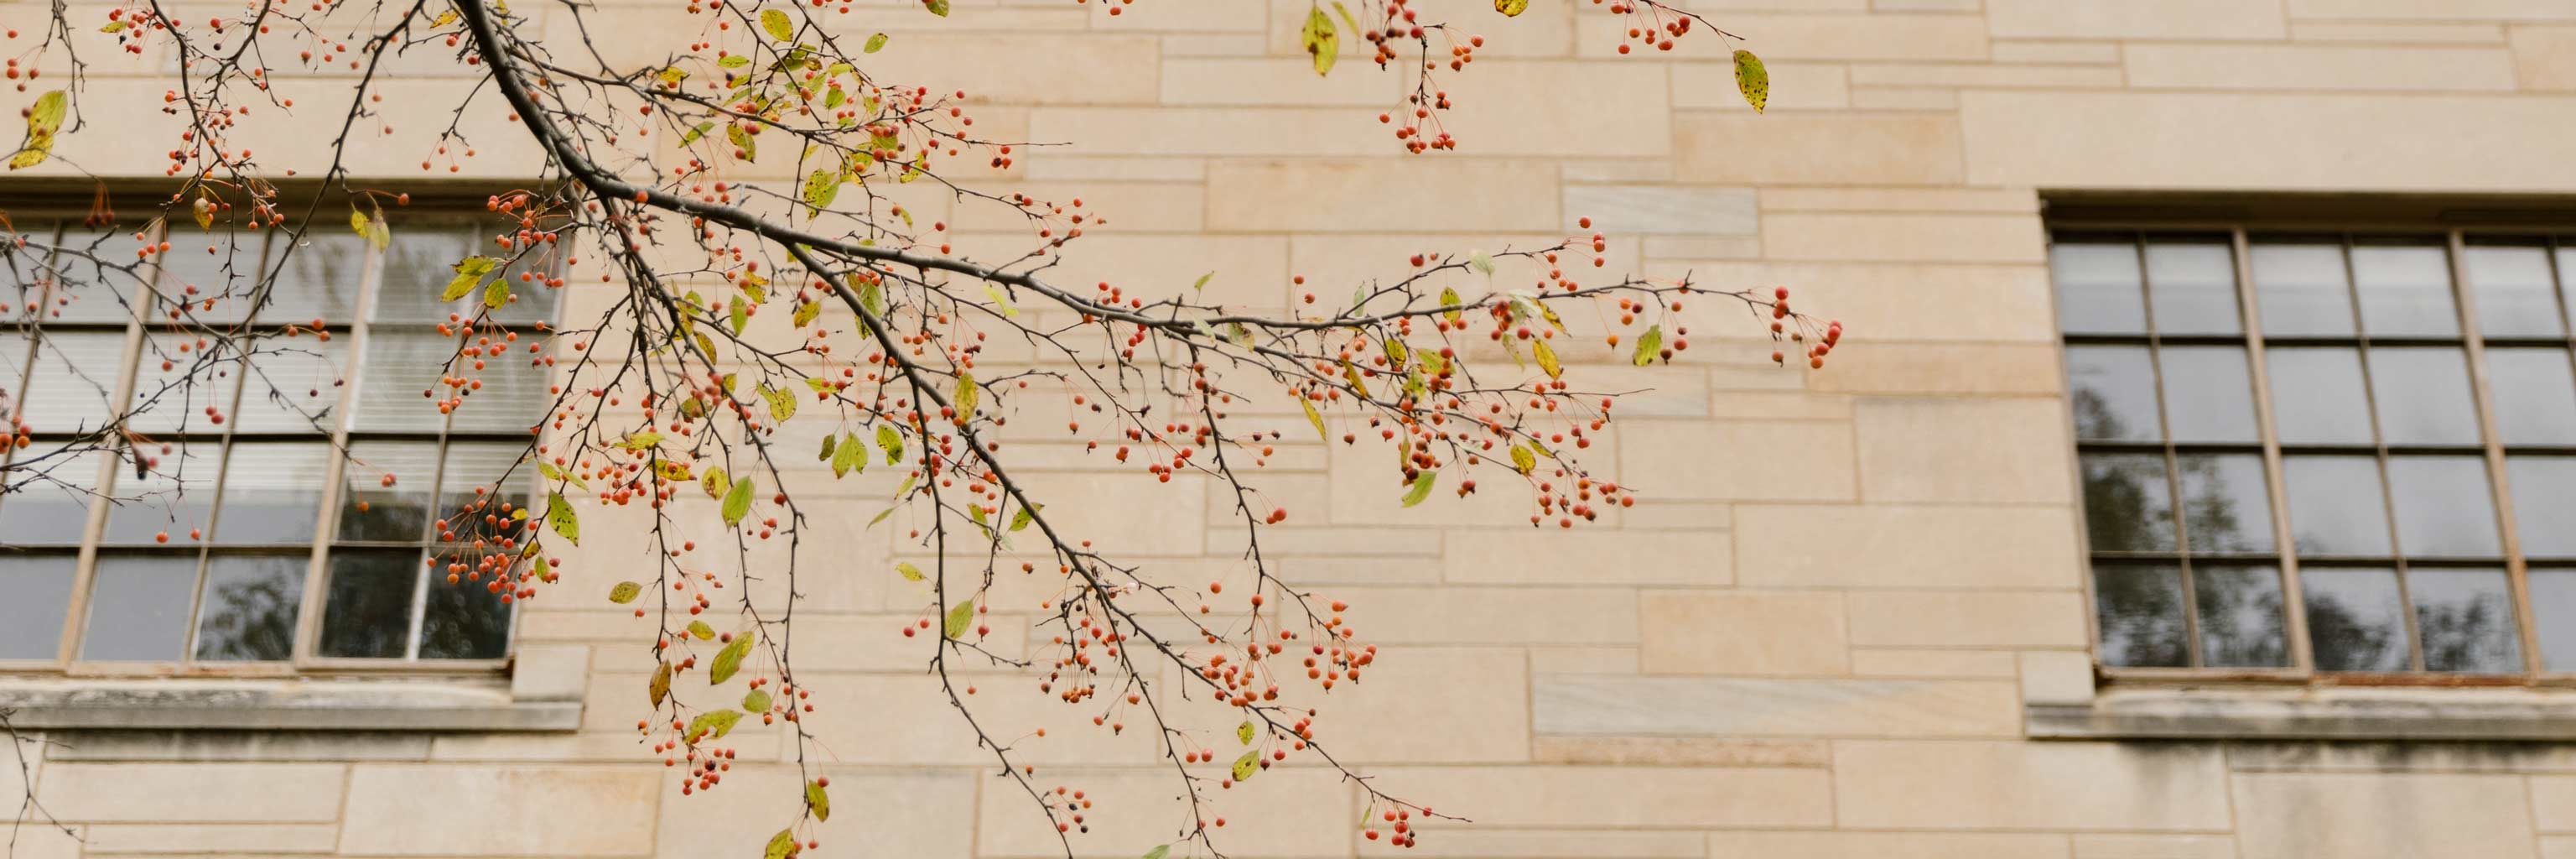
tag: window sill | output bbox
[0,647,588,731]
[2028,686,2576,742]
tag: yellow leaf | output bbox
[943,598,975,638]
[1733,49,1768,114]
[1231,750,1259,782]
[760,8,793,40]
[1494,0,1527,15]
[1300,5,1337,76]
[1301,398,1328,443]
[1535,338,1562,380]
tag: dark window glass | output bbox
[2529,569,2576,672]
[419,580,512,659]
[2082,454,2175,553]
[2066,346,2162,442]
[2053,242,2148,335]
[2178,454,2273,554]
[2196,565,2288,668]
[2412,568,2521,674]
[2303,567,2410,672]
[193,554,304,661]
[2283,456,2392,557]
[2093,564,2186,668]
[319,550,418,659]
[80,555,200,661]
[337,441,440,543]
[0,554,75,660]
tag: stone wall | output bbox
[6,0,2576,856]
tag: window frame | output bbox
[2050,217,2576,688]
[0,200,553,679]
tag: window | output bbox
[1,211,557,671]
[2054,226,2576,679]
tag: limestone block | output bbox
[1639,590,1850,675]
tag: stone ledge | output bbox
[2029,687,2576,742]
[0,679,581,731]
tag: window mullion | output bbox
[2445,229,2543,677]
[179,229,281,667]
[290,234,387,666]
[59,221,168,666]
[2133,233,2207,668]
[2340,233,2428,672]
[2232,228,2314,674]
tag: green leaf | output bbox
[688,620,717,640]
[710,633,752,685]
[1192,271,1213,293]
[865,32,889,53]
[818,433,837,462]
[1238,721,1255,744]
[877,424,904,464]
[718,54,750,69]
[482,278,511,310]
[1010,502,1041,532]
[1400,470,1436,508]
[1300,5,1337,76]
[1439,286,1464,325]
[1733,49,1768,114]
[729,301,748,336]
[725,122,756,160]
[923,0,948,16]
[943,598,975,638]
[545,492,580,545]
[760,8,792,40]
[443,256,501,301]
[832,430,867,478]
[764,828,797,859]
[538,461,588,491]
[609,581,642,603]
[1509,443,1536,475]
[1494,0,1528,14]
[1534,338,1562,380]
[1142,847,1169,859]
[687,708,742,741]
[792,299,822,329]
[722,476,755,526]
[743,688,773,713]
[1301,398,1328,443]
[760,383,797,424]
[807,779,831,821]
[1469,250,1496,274]
[649,661,671,706]
[953,372,978,419]
[1231,749,1259,782]
[983,284,1017,318]
[682,121,714,144]
[619,430,663,451]
[700,465,729,499]
[7,91,65,169]
[1632,324,1664,367]
[802,168,839,215]
[896,561,925,582]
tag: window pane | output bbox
[2052,241,2147,335]
[2195,565,2288,668]
[2251,242,2356,336]
[438,442,532,544]
[213,443,330,544]
[229,334,351,434]
[80,554,200,661]
[2159,346,2259,443]
[419,579,512,659]
[152,232,266,324]
[2411,568,2521,674]
[338,441,440,542]
[2283,456,2392,557]
[2266,347,2376,445]
[2065,346,2161,442]
[2093,563,2186,667]
[2351,241,2459,338]
[127,332,240,434]
[0,554,75,660]
[2145,240,2241,335]
[2529,569,2576,672]
[39,226,146,324]
[2081,453,2175,553]
[2464,242,2563,338]
[2303,567,2410,672]
[2508,456,2576,560]
[350,330,459,433]
[193,554,304,661]
[2485,348,2576,445]
[2368,347,2482,446]
[2386,456,2501,558]
[0,449,101,546]
[319,549,420,658]
[445,339,551,435]
[373,230,481,324]
[21,331,129,434]
[2178,454,2273,553]
[257,233,368,323]
[101,440,216,545]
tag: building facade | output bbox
[6,0,2576,856]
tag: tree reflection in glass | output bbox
[2095,564,2186,667]
[2082,454,2175,553]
